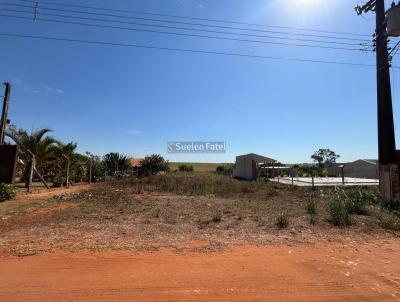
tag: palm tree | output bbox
[6,126,59,187]
[103,152,131,176]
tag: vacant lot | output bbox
[0,174,398,254]
[1,175,399,301]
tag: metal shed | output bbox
[344,159,379,179]
[233,153,276,180]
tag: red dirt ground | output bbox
[1,240,400,302]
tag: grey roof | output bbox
[236,153,276,163]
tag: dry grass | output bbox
[169,162,224,173]
[126,174,287,197]
[0,175,397,256]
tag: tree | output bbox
[140,154,169,176]
[52,142,87,184]
[86,152,105,182]
[6,126,59,187]
[311,149,340,167]
[103,152,131,176]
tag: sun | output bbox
[283,0,328,15]
[274,0,332,25]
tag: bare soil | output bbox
[1,241,400,301]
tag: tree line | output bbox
[5,126,170,187]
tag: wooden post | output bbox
[33,167,50,189]
[28,156,34,193]
[341,166,345,185]
[277,167,280,183]
[89,159,92,184]
[311,168,315,190]
[26,149,50,190]
[62,155,70,188]
[291,169,294,185]
[272,161,275,179]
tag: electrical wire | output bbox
[0,13,367,52]
[12,0,371,38]
[0,1,371,42]
[0,32,380,68]
[0,7,367,47]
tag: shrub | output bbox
[154,204,162,218]
[276,211,289,229]
[306,200,317,215]
[178,164,194,172]
[212,211,223,223]
[306,199,317,225]
[315,167,329,177]
[328,197,351,226]
[216,164,234,175]
[0,183,16,202]
[344,189,368,215]
[140,154,170,176]
[380,213,400,231]
[381,198,400,215]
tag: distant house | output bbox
[130,158,143,168]
[130,158,143,176]
[233,153,276,180]
[344,159,378,179]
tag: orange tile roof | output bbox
[130,158,143,167]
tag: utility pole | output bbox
[0,82,11,145]
[356,0,397,200]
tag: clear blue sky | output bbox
[1,0,399,163]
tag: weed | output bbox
[344,189,368,215]
[309,213,317,225]
[328,197,352,226]
[380,211,400,231]
[154,204,162,218]
[306,200,317,215]
[276,211,289,229]
[305,199,317,225]
[212,211,223,223]
[0,183,16,202]
[381,198,400,215]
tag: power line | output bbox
[0,32,380,68]
[0,1,371,42]
[0,7,367,47]
[0,13,367,52]
[12,0,371,38]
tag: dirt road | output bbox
[1,240,400,302]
